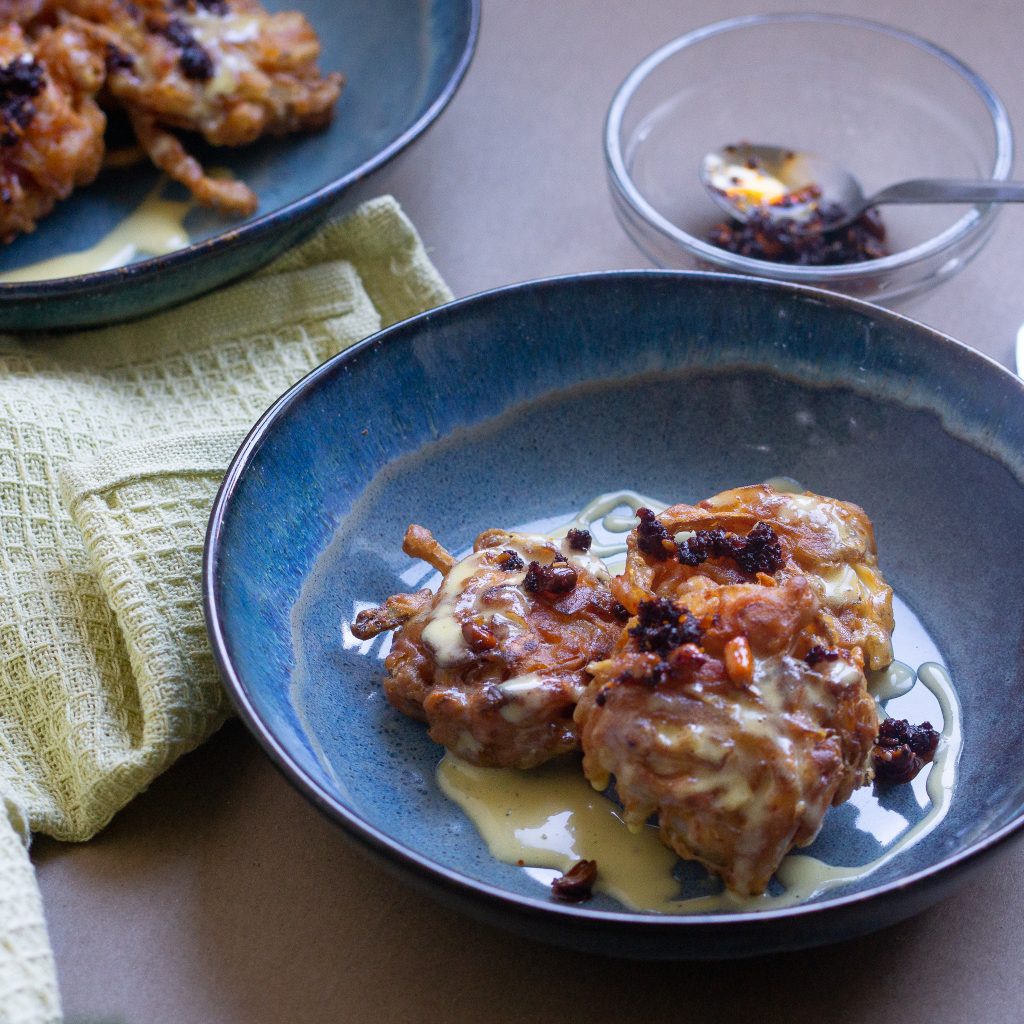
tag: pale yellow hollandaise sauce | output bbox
[0,179,196,283]
[0,167,243,284]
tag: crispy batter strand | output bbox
[127,105,255,212]
[402,524,455,574]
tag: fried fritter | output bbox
[0,20,105,241]
[5,0,343,218]
[615,485,895,671]
[577,577,879,896]
[54,0,343,212]
[353,525,624,769]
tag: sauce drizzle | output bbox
[435,486,963,914]
[0,178,194,282]
[0,170,237,283]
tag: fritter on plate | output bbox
[0,0,343,226]
[577,576,879,896]
[0,19,105,241]
[353,525,625,769]
[615,485,895,671]
[53,0,344,213]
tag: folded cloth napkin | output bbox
[0,196,452,1024]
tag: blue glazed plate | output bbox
[0,0,479,330]
[204,272,1024,958]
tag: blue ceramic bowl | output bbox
[0,0,479,331]
[204,272,1024,958]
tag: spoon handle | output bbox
[868,179,1024,206]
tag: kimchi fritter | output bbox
[352,525,626,769]
[0,0,343,227]
[576,577,879,896]
[615,485,894,671]
[0,20,105,241]
[48,0,344,213]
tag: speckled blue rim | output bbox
[605,12,1014,281]
[0,0,480,304]
[204,271,1024,944]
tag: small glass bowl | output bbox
[605,13,1013,303]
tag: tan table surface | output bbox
[33,1,1024,1021]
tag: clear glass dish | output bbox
[604,13,1014,304]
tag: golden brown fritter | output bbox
[51,0,343,212]
[4,0,343,219]
[353,525,625,769]
[615,485,894,671]
[576,577,879,897]
[357,487,895,899]
[0,20,105,241]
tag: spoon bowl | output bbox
[701,143,1024,232]
[700,144,863,227]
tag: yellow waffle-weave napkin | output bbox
[0,196,451,1024]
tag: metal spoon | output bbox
[701,143,1024,230]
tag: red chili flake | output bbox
[736,521,783,574]
[159,18,215,81]
[805,645,840,667]
[523,560,578,595]
[677,528,734,566]
[104,44,136,75]
[497,549,524,572]
[551,859,598,902]
[772,183,822,208]
[566,528,592,551]
[629,598,702,655]
[677,521,782,575]
[707,205,889,266]
[0,56,44,147]
[873,718,940,784]
[636,507,673,561]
